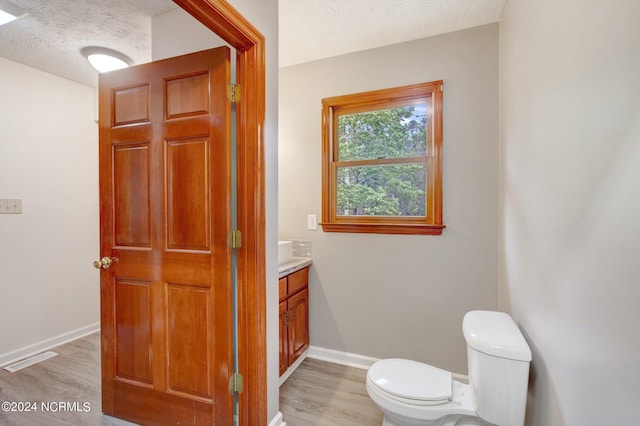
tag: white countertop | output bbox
[278,257,312,278]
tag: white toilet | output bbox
[366,310,532,426]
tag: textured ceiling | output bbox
[0,0,177,87]
[0,0,505,87]
[279,0,505,68]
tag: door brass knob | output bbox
[93,256,115,270]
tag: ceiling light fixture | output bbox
[0,0,26,26]
[81,47,133,73]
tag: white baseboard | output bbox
[453,372,469,383]
[307,345,380,369]
[0,322,100,368]
[306,345,469,382]
[268,411,285,426]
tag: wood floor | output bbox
[0,333,382,425]
[0,333,132,425]
[280,358,382,426]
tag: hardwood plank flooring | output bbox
[0,333,133,425]
[0,333,382,425]
[280,358,382,426]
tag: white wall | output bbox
[152,8,227,60]
[0,57,99,357]
[279,24,499,374]
[152,2,280,421]
[499,0,640,424]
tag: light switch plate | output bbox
[0,199,22,214]
[307,214,318,231]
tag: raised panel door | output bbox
[98,47,232,424]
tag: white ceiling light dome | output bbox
[81,46,133,73]
[0,0,26,26]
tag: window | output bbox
[321,81,444,235]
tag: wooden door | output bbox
[97,47,232,425]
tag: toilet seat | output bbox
[367,359,452,406]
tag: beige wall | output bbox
[152,8,227,59]
[0,57,99,357]
[279,24,499,374]
[499,0,640,424]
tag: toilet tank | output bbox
[462,311,532,426]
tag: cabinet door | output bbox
[279,300,289,375]
[278,277,287,301]
[288,288,309,366]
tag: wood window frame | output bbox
[321,81,444,235]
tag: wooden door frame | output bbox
[172,1,266,424]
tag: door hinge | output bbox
[227,84,240,102]
[229,372,244,394]
[230,229,242,249]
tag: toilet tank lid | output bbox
[463,311,532,362]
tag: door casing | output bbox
[166,1,266,424]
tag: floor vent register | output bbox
[3,351,58,373]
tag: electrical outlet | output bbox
[0,199,22,214]
[307,214,318,231]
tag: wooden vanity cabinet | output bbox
[279,267,309,376]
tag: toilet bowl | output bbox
[366,359,487,426]
[366,311,532,426]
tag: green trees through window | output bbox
[336,104,427,216]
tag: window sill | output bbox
[320,222,445,235]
